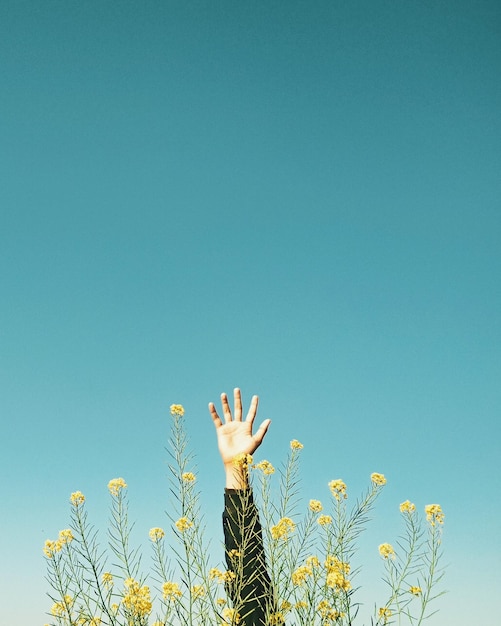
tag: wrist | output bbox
[224,463,249,490]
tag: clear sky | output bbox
[1,1,500,624]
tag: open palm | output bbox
[209,389,271,466]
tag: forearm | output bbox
[223,489,272,626]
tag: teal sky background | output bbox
[1,1,500,624]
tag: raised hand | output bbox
[209,388,271,488]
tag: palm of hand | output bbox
[217,421,256,465]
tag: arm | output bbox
[209,389,274,626]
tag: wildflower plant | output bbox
[44,404,445,626]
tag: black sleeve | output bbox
[223,489,274,626]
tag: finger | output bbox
[220,392,232,424]
[208,402,223,428]
[234,387,242,421]
[245,394,259,425]
[253,418,271,447]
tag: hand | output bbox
[209,388,271,488]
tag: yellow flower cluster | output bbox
[328,479,347,501]
[253,460,275,475]
[379,607,392,621]
[371,472,387,486]
[50,596,74,617]
[409,586,422,595]
[325,555,351,590]
[425,504,445,525]
[306,555,320,568]
[170,404,185,416]
[309,499,323,512]
[209,568,236,584]
[269,612,285,624]
[379,543,395,559]
[191,584,205,599]
[222,607,240,624]
[317,514,332,526]
[89,618,101,626]
[70,491,85,507]
[292,565,312,585]
[271,517,295,540]
[162,581,182,600]
[149,527,165,542]
[290,439,304,450]
[123,578,152,616]
[43,529,74,558]
[108,477,127,496]
[176,517,193,533]
[102,572,113,587]
[232,453,253,468]
[317,600,344,621]
[280,600,292,613]
[400,500,416,514]
[182,472,196,482]
[175,517,193,532]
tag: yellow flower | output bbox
[280,600,292,612]
[295,601,308,609]
[309,499,323,512]
[410,586,422,596]
[379,543,395,559]
[175,517,193,532]
[191,585,205,599]
[326,570,351,590]
[122,580,152,615]
[270,517,295,540]
[58,529,73,545]
[209,567,224,581]
[306,555,320,568]
[170,404,185,416]
[162,581,182,600]
[111,603,119,613]
[290,439,303,450]
[149,527,165,541]
[269,612,284,624]
[379,607,392,621]
[400,500,416,514]
[253,460,275,475]
[222,607,240,623]
[317,514,332,526]
[50,600,68,617]
[324,555,350,574]
[70,491,85,507]
[371,472,387,486]
[102,572,113,587]
[232,453,253,468]
[89,619,101,626]
[152,622,164,626]
[223,570,236,582]
[425,504,445,525]
[328,479,347,501]
[182,472,196,482]
[317,600,332,617]
[43,539,59,558]
[108,477,127,496]
[217,598,227,606]
[291,565,312,585]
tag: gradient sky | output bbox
[1,1,500,625]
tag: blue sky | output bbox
[1,1,500,624]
